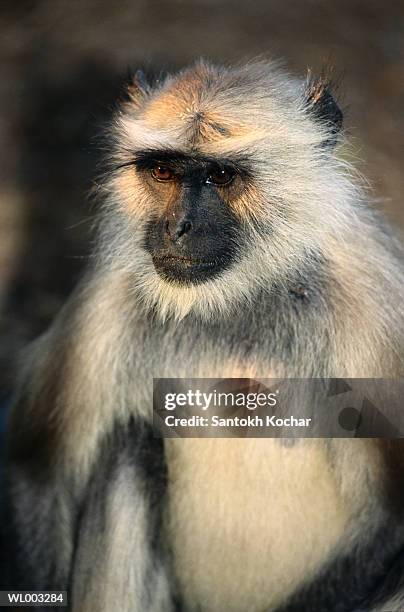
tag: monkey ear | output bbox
[304,70,343,149]
[127,69,151,108]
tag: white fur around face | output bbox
[103,60,366,325]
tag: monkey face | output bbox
[104,60,347,320]
[138,153,244,284]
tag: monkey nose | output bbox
[165,217,193,243]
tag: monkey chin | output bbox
[152,254,231,285]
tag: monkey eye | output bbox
[206,167,235,186]
[151,165,176,182]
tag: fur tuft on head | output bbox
[304,67,343,148]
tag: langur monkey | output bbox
[2,60,404,612]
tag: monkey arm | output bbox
[1,318,176,611]
[69,421,175,612]
[1,343,77,596]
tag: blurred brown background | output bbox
[0,0,403,397]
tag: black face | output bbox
[140,152,243,285]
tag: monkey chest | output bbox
[164,438,353,612]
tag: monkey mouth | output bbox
[152,253,226,284]
[156,254,217,268]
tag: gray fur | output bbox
[2,60,404,611]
